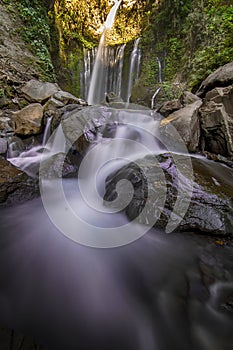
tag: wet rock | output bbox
[160,100,202,153]
[13,103,43,136]
[7,136,26,158]
[0,138,7,156]
[196,62,233,97]
[104,153,233,235]
[39,152,78,179]
[199,100,233,156]
[0,158,39,205]
[203,151,233,168]
[21,79,59,103]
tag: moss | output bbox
[15,0,55,81]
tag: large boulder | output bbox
[21,79,59,103]
[13,103,43,136]
[104,153,233,235]
[160,100,202,153]
[0,158,39,205]
[205,85,233,118]
[196,62,233,97]
[199,100,233,156]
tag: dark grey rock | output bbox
[0,158,39,205]
[104,153,233,235]
[199,100,233,156]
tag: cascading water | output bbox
[151,56,163,110]
[87,0,122,105]
[126,38,141,104]
[2,104,233,350]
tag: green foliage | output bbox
[141,0,233,93]
[0,88,4,98]
[16,0,55,80]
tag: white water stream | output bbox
[87,0,122,105]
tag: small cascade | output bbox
[151,87,161,110]
[42,116,52,146]
[8,121,67,177]
[126,38,141,104]
[151,57,163,110]
[87,0,122,105]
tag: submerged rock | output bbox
[104,153,233,235]
[0,158,39,205]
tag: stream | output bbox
[1,105,233,350]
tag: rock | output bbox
[21,79,59,103]
[53,90,87,106]
[0,95,9,108]
[50,104,84,133]
[104,153,233,235]
[44,96,65,113]
[199,100,233,156]
[179,91,201,106]
[0,138,7,156]
[0,113,14,136]
[203,151,233,168]
[43,91,87,117]
[158,99,182,118]
[196,62,233,97]
[105,92,124,104]
[205,85,233,117]
[13,103,43,135]
[0,158,39,205]
[160,100,202,153]
[105,92,126,108]
[7,136,26,158]
[39,152,78,179]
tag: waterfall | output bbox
[82,43,126,102]
[151,57,163,109]
[87,0,122,105]
[126,38,141,104]
[115,44,126,96]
